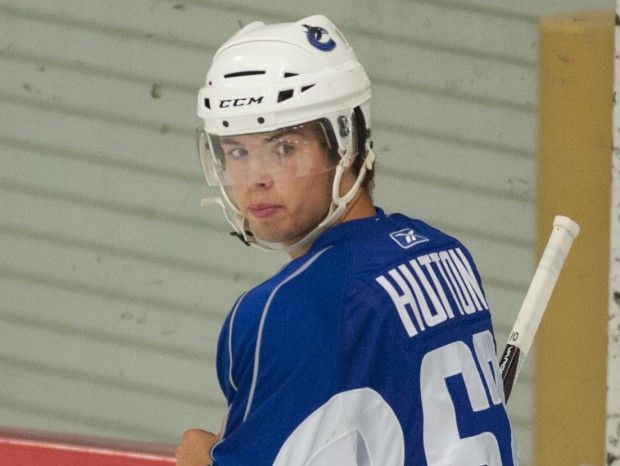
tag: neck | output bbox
[287,188,375,259]
[338,188,376,223]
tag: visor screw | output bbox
[257,117,265,124]
[223,120,229,127]
[338,115,350,138]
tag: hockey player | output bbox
[176,14,517,466]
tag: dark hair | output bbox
[321,106,374,195]
[352,106,374,194]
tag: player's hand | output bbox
[175,429,220,466]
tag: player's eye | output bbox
[225,147,248,159]
[274,141,295,157]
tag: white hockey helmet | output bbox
[196,14,375,251]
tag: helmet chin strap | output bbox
[283,145,376,255]
[201,196,273,251]
[202,142,376,255]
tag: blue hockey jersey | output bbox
[212,208,517,465]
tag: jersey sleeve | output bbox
[211,253,353,465]
[215,299,240,405]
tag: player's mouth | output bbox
[247,204,283,219]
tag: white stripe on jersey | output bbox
[273,388,405,466]
[227,292,247,392]
[243,247,332,422]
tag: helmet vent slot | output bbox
[283,72,298,78]
[301,84,315,93]
[277,89,294,103]
[224,70,265,78]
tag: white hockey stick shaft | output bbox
[499,215,580,401]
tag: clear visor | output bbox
[196,120,339,187]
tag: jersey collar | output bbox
[306,206,386,254]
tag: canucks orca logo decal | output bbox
[303,24,336,51]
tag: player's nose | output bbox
[245,154,275,190]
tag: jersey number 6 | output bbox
[421,330,504,466]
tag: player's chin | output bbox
[248,220,302,245]
[248,225,287,244]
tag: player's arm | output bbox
[176,301,237,465]
[175,429,220,466]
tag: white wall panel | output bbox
[374,83,535,154]
[0,277,222,360]
[0,101,197,182]
[430,0,612,19]
[377,129,535,199]
[0,359,225,440]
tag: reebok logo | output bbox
[389,228,429,249]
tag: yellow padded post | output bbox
[536,9,613,466]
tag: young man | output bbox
[176,15,517,466]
